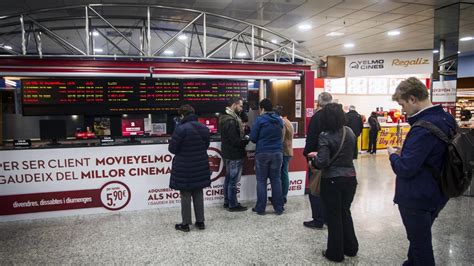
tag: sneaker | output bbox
[223,203,229,209]
[175,223,190,232]
[195,222,205,230]
[228,205,248,212]
[251,208,265,215]
[303,220,324,229]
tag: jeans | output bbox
[398,203,445,266]
[368,130,378,154]
[254,152,284,213]
[224,159,243,208]
[180,189,204,225]
[281,156,292,200]
[320,176,358,262]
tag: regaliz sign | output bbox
[345,50,433,77]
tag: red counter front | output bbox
[0,139,307,221]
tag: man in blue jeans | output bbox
[250,98,284,215]
[388,77,456,266]
[219,97,249,212]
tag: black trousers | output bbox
[180,189,204,225]
[320,176,358,262]
[368,130,378,154]
[353,138,359,159]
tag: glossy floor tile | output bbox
[0,154,473,265]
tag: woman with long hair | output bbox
[309,103,359,262]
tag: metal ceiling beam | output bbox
[147,6,151,57]
[255,43,293,61]
[27,16,86,55]
[151,13,203,56]
[207,26,249,58]
[88,6,145,55]
[85,6,90,55]
[34,30,42,58]
[95,29,126,55]
[20,15,26,55]
[0,4,313,64]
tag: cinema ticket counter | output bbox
[360,123,411,151]
[0,138,308,222]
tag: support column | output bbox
[259,80,266,100]
[432,2,461,116]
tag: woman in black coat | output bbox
[309,103,358,262]
[169,105,211,232]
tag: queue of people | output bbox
[167,77,455,265]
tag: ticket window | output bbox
[266,80,305,137]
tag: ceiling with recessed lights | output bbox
[0,0,473,60]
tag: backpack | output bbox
[413,120,474,198]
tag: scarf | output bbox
[225,107,244,138]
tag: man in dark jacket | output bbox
[388,77,456,266]
[219,97,249,212]
[345,105,363,159]
[250,98,284,215]
[169,105,211,232]
[303,92,332,229]
[368,111,380,154]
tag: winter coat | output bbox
[345,110,364,137]
[368,115,381,132]
[219,108,248,160]
[389,105,456,211]
[312,126,357,178]
[169,114,211,191]
[249,112,283,154]
[303,108,324,156]
[282,117,294,157]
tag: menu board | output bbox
[389,78,404,95]
[324,78,346,94]
[368,78,388,94]
[347,78,368,94]
[22,79,248,115]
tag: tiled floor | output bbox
[1,154,473,265]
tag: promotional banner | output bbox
[0,140,307,221]
[432,80,457,115]
[361,125,410,150]
[345,50,433,77]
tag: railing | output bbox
[0,4,315,64]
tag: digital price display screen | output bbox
[198,117,218,134]
[22,79,248,115]
[121,118,145,137]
